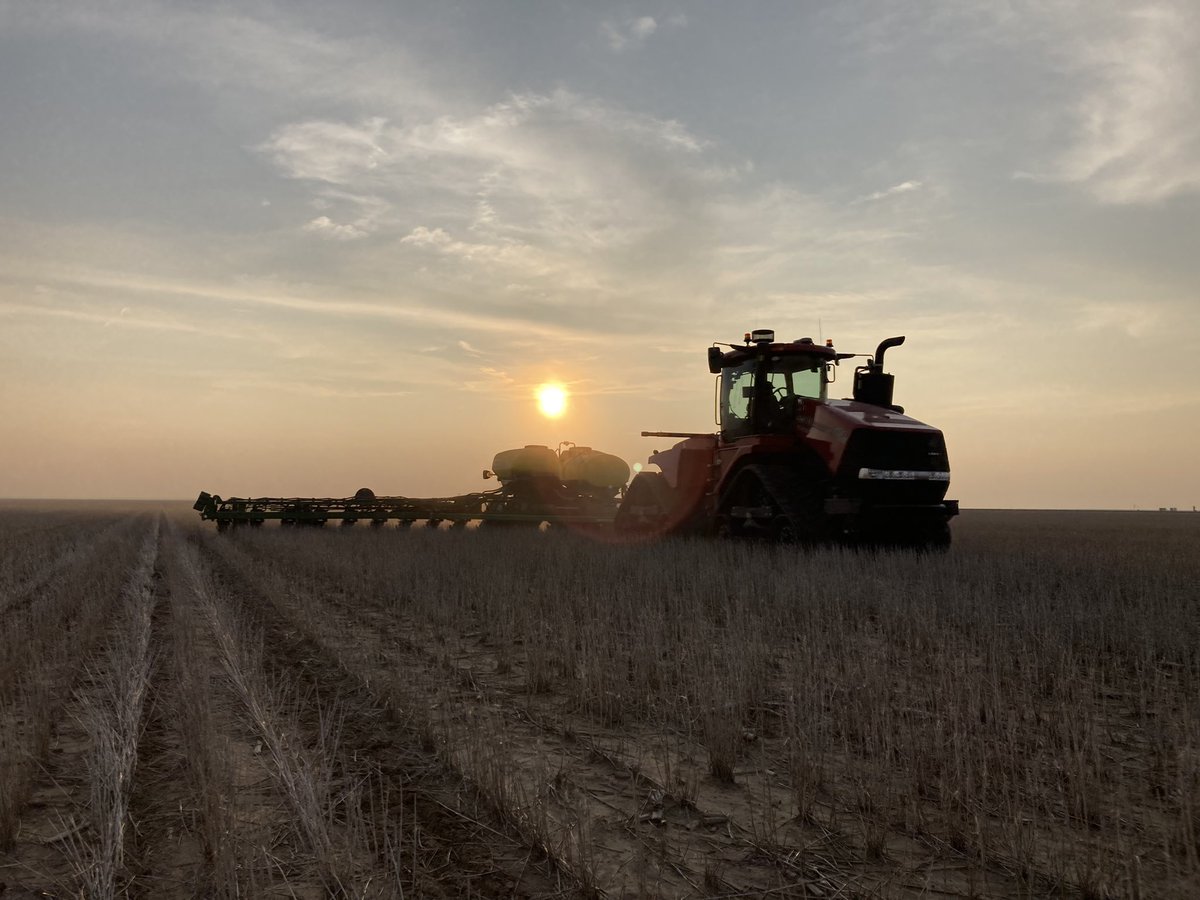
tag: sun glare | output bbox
[537,384,568,418]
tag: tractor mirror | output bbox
[707,346,722,374]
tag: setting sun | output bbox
[536,383,568,418]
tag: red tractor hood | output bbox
[800,398,946,473]
[810,398,940,432]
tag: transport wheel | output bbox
[772,515,799,543]
[613,472,674,536]
[713,514,736,539]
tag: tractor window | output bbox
[766,355,825,401]
[720,360,755,438]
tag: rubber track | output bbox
[741,463,828,542]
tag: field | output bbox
[0,503,1197,898]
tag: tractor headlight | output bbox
[858,468,951,481]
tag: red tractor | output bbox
[614,328,958,547]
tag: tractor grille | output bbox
[837,429,950,506]
[839,428,948,474]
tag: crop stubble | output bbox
[0,503,1196,898]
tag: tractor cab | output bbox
[709,329,839,439]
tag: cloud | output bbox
[0,301,262,342]
[400,226,452,247]
[10,2,439,116]
[209,373,413,400]
[1074,300,1163,340]
[303,216,368,240]
[259,89,720,308]
[2,263,596,344]
[471,366,515,388]
[260,118,391,183]
[602,16,658,52]
[859,180,923,202]
[835,1,1199,205]
[1043,3,1200,204]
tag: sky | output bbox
[1,1,1198,509]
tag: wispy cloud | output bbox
[0,301,259,341]
[303,216,368,240]
[208,372,413,400]
[0,263,598,344]
[1041,3,1200,204]
[257,89,721,315]
[859,179,923,202]
[11,1,440,115]
[837,1,1200,205]
[463,366,516,392]
[602,16,658,52]
[260,117,391,182]
[600,13,689,52]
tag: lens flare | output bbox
[537,383,568,418]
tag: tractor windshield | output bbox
[764,353,825,403]
[720,352,826,438]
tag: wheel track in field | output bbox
[0,516,160,894]
[121,522,235,899]
[192,526,576,899]
[0,515,154,839]
[144,521,469,896]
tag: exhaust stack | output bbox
[853,335,905,411]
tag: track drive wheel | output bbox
[762,464,830,545]
[721,464,830,545]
